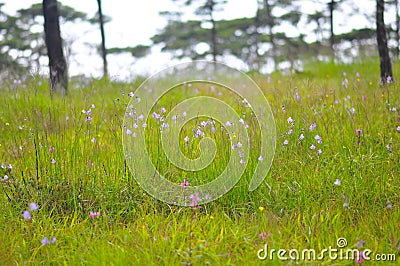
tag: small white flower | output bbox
[258,155,263,161]
[287,117,295,124]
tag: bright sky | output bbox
[1,0,384,80]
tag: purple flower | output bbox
[355,129,362,145]
[299,134,305,141]
[29,202,38,211]
[295,92,301,102]
[317,149,322,155]
[283,140,289,145]
[90,211,100,219]
[51,159,56,164]
[22,210,32,220]
[2,175,8,182]
[397,126,400,132]
[259,232,270,240]
[49,146,54,153]
[334,179,341,186]
[51,236,56,244]
[356,240,366,249]
[356,251,366,264]
[41,237,50,245]
[309,122,316,131]
[287,117,295,124]
[180,179,189,187]
[310,144,316,150]
[152,112,160,119]
[189,193,200,207]
[91,138,97,143]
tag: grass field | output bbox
[0,59,399,265]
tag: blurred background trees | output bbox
[0,0,397,84]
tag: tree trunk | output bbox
[209,0,217,65]
[253,3,262,70]
[97,0,108,78]
[43,0,68,95]
[376,0,393,84]
[395,0,399,58]
[264,0,278,71]
[328,0,335,58]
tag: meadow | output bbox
[0,59,399,265]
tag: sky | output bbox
[1,0,382,80]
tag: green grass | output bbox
[0,59,399,265]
